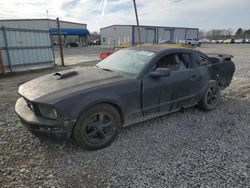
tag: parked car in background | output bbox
[223,39,234,44]
[159,40,172,44]
[88,40,94,45]
[184,38,201,46]
[200,39,210,43]
[234,39,248,44]
[216,40,224,43]
[53,41,58,46]
[93,39,101,45]
[15,46,235,150]
[67,42,79,47]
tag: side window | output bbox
[198,55,209,66]
[156,53,189,71]
[200,55,207,62]
[178,53,191,68]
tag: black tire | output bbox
[200,80,221,111]
[74,104,121,150]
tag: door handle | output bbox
[190,74,196,81]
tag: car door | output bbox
[165,53,209,110]
[142,52,207,116]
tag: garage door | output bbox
[186,29,198,39]
[174,29,186,43]
[145,29,155,44]
[164,29,172,41]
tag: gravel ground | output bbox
[0,44,250,187]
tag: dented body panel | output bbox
[15,46,235,140]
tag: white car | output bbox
[185,38,201,46]
[200,39,210,43]
[216,40,224,43]
[234,39,248,44]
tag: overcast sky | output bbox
[0,0,249,32]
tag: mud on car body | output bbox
[15,46,235,150]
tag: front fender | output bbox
[53,90,128,121]
[51,79,141,124]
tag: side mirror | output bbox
[150,68,171,77]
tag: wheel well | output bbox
[106,102,125,125]
[71,102,125,139]
[78,102,125,126]
[211,78,223,87]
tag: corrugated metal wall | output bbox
[101,25,199,45]
[186,29,199,39]
[173,28,186,43]
[133,26,156,44]
[144,29,156,43]
[0,26,54,72]
[158,28,173,43]
[100,25,132,45]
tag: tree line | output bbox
[199,28,250,40]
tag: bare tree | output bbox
[235,28,243,36]
[204,28,235,40]
[226,28,234,37]
[199,30,206,39]
[202,27,250,40]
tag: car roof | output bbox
[126,45,197,54]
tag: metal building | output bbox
[48,19,90,47]
[100,25,199,45]
[0,19,89,73]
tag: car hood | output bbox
[19,67,128,102]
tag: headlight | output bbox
[38,104,57,119]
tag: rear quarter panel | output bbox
[209,60,235,87]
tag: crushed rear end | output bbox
[207,53,235,89]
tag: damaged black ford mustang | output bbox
[15,46,235,150]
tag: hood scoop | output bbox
[53,70,78,80]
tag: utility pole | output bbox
[46,10,50,28]
[0,50,5,75]
[56,18,65,66]
[132,0,142,46]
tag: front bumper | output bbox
[15,97,75,141]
